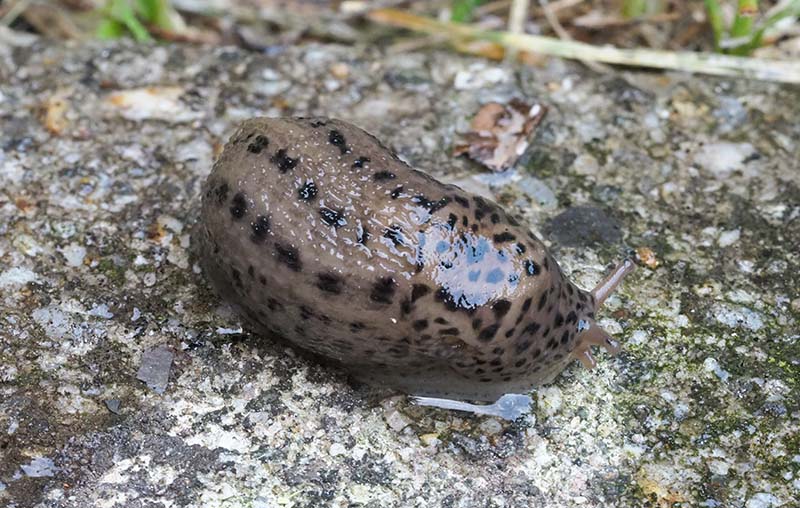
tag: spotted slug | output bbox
[195,117,634,401]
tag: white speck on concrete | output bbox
[478,418,503,435]
[745,493,782,508]
[703,357,730,382]
[329,442,347,456]
[453,64,509,90]
[384,409,411,432]
[58,243,86,267]
[89,304,114,319]
[21,457,58,477]
[694,142,756,177]
[0,267,37,287]
[216,326,243,335]
[572,154,599,175]
[186,424,251,453]
[711,303,764,331]
[708,460,730,476]
[718,229,741,248]
[537,386,563,417]
[13,234,43,257]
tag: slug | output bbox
[195,117,634,402]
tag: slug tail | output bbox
[591,258,635,308]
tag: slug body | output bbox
[196,117,633,401]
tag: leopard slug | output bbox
[195,117,634,401]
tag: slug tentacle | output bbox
[571,259,634,370]
[572,322,620,369]
[591,258,635,308]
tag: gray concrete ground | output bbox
[0,38,798,507]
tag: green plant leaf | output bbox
[136,0,173,30]
[451,0,486,23]
[622,0,648,18]
[96,18,125,39]
[704,0,725,51]
[730,0,758,40]
[109,0,152,41]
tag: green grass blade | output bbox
[704,0,725,51]
[451,0,485,23]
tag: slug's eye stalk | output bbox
[571,259,635,369]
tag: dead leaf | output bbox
[41,89,71,136]
[636,246,659,269]
[454,99,548,172]
[106,87,204,123]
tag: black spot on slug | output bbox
[522,297,532,312]
[271,149,298,173]
[412,195,450,214]
[214,182,229,205]
[247,134,269,154]
[390,186,404,199]
[230,192,247,219]
[524,259,539,276]
[370,276,396,304]
[298,181,318,201]
[537,292,548,311]
[411,284,430,302]
[250,215,270,243]
[383,225,406,247]
[319,207,346,228]
[317,272,344,294]
[353,156,370,168]
[356,224,370,245]
[400,298,412,315]
[490,213,500,224]
[454,195,470,208]
[515,243,527,254]
[373,171,396,181]
[491,299,512,318]
[328,130,349,154]
[566,310,577,324]
[515,339,531,354]
[522,322,541,335]
[439,327,460,336]
[275,243,301,271]
[478,324,500,343]
[412,319,428,331]
[300,305,314,320]
[493,232,516,243]
[447,213,457,229]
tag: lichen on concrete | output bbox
[0,38,797,507]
